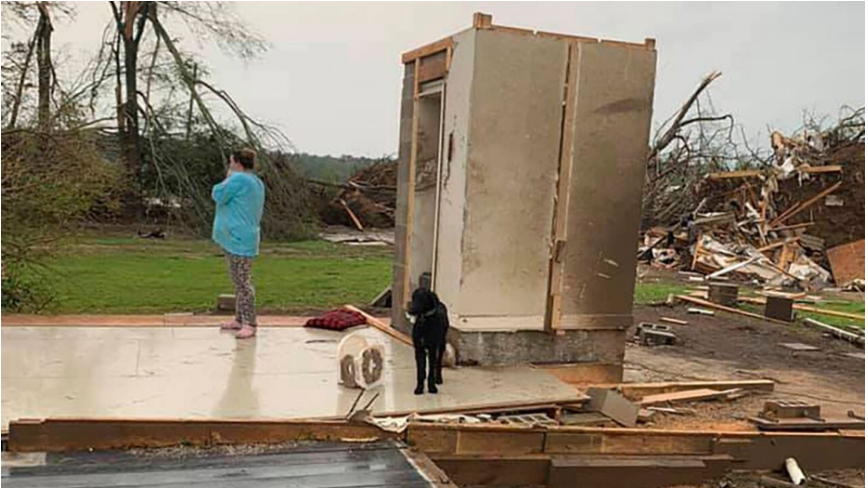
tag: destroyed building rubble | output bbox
[639,106,865,291]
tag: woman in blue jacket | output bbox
[212,148,266,339]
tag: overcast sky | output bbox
[8,1,866,157]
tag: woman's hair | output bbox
[232,148,257,170]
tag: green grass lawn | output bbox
[20,235,866,327]
[40,236,392,314]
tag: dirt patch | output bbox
[627,301,864,422]
[705,469,864,488]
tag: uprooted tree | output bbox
[1,1,317,311]
[97,1,316,237]
[641,71,864,255]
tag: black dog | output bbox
[407,288,449,395]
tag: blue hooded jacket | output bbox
[211,172,265,257]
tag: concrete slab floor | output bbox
[1,325,578,430]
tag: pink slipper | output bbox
[221,320,242,330]
[235,324,257,339]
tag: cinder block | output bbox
[216,294,235,312]
[708,283,739,307]
[763,400,821,420]
[764,296,794,322]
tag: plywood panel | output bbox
[559,41,657,327]
[460,29,567,320]
[434,29,474,316]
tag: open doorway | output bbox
[407,80,444,295]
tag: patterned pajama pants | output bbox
[225,253,257,326]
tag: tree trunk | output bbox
[35,2,52,131]
[122,34,141,177]
[6,34,37,130]
[120,1,144,180]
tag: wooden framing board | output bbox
[402,37,454,64]
[402,58,421,306]
[431,454,551,487]
[7,418,397,453]
[738,297,865,321]
[676,295,791,325]
[417,50,449,84]
[321,397,590,422]
[400,448,457,488]
[9,418,864,473]
[605,380,774,401]
[344,305,413,346]
[429,79,447,291]
[406,423,865,470]
[401,13,653,67]
[803,165,842,174]
[769,181,843,227]
[545,40,579,332]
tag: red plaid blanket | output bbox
[305,309,367,331]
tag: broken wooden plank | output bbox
[339,198,365,231]
[707,170,762,180]
[687,307,715,316]
[768,222,813,232]
[739,297,865,321]
[343,304,413,346]
[638,388,728,406]
[7,418,398,453]
[646,406,696,416]
[769,181,843,227]
[677,295,790,325]
[803,165,842,174]
[803,318,865,346]
[612,380,774,400]
[400,448,458,488]
[660,317,688,326]
[756,240,793,253]
[779,342,819,352]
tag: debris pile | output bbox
[318,160,398,230]
[640,102,865,291]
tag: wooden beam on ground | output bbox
[11,418,864,474]
[431,454,551,487]
[606,380,775,401]
[738,297,865,321]
[407,423,865,471]
[660,317,688,326]
[319,397,590,421]
[638,389,729,406]
[7,418,396,453]
[344,304,413,346]
[676,295,790,325]
[803,318,864,346]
